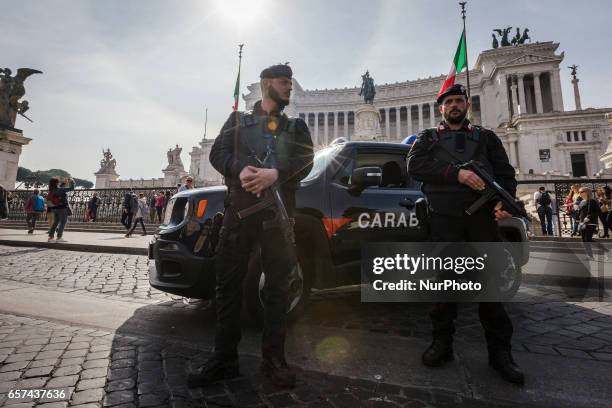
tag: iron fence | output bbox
[7,187,177,224]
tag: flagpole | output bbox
[233,44,244,182]
[203,107,208,139]
[459,2,472,119]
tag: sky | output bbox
[3,0,611,182]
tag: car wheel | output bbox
[243,246,313,326]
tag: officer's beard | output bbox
[267,86,290,111]
[444,108,468,125]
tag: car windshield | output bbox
[302,145,342,182]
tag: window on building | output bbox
[573,131,579,142]
[581,131,586,141]
[566,131,571,142]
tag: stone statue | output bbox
[492,27,530,48]
[358,70,376,104]
[511,28,521,45]
[166,144,184,170]
[0,67,42,129]
[519,28,530,44]
[493,27,513,47]
[98,149,117,173]
[568,64,579,79]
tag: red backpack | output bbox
[46,191,62,206]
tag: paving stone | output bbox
[15,377,47,389]
[103,390,135,407]
[4,352,38,363]
[81,368,109,380]
[53,365,82,377]
[83,359,109,369]
[46,375,79,388]
[23,366,54,378]
[106,378,136,392]
[70,389,105,405]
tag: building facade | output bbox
[238,41,611,179]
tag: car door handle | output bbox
[400,199,415,210]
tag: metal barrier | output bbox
[7,187,177,224]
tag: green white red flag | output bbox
[437,30,467,99]
[232,66,241,112]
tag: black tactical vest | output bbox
[423,127,495,215]
[227,112,298,212]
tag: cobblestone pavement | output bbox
[0,313,530,408]
[0,246,611,362]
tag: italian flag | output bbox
[437,30,467,99]
[232,65,241,112]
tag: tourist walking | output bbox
[121,190,137,230]
[178,177,194,192]
[0,184,9,220]
[565,185,580,236]
[25,189,45,234]
[126,193,148,237]
[154,192,165,223]
[47,177,75,242]
[148,192,158,223]
[87,193,101,222]
[534,186,553,235]
[577,187,603,259]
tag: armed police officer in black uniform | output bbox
[187,64,314,389]
[407,84,524,384]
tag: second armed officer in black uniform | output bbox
[407,84,524,384]
[188,64,314,389]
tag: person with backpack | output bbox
[534,186,553,235]
[46,177,75,242]
[24,189,45,234]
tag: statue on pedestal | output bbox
[98,149,117,174]
[165,144,184,170]
[358,70,376,104]
[0,68,42,130]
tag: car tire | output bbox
[243,245,313,327]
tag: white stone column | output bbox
[572,77,582,110]
[551,68,564,111]
[406,105,413,135]
[396,107,402,139]
[385,108,390,138]
[333,111,339,140]
[344,111,349,139]
[517,74,526,115]
[510,79,519,118]
[314,112,319,146]
[429,103,435,127]
[418,104,423,131]
[323,111,329,145]
[533,72,544,114]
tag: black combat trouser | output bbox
[213,204,293,359]
[429,208,513,352]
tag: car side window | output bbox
[336,150,410,188]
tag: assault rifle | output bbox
[460,160,527,218]
[236,133,297,266]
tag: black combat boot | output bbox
[187,354,239,388]
[260,355,296,389]
[488,349,524,384]
[422,337,454,367]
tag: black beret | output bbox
[436,83,467,104]
[260,63,293,79]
